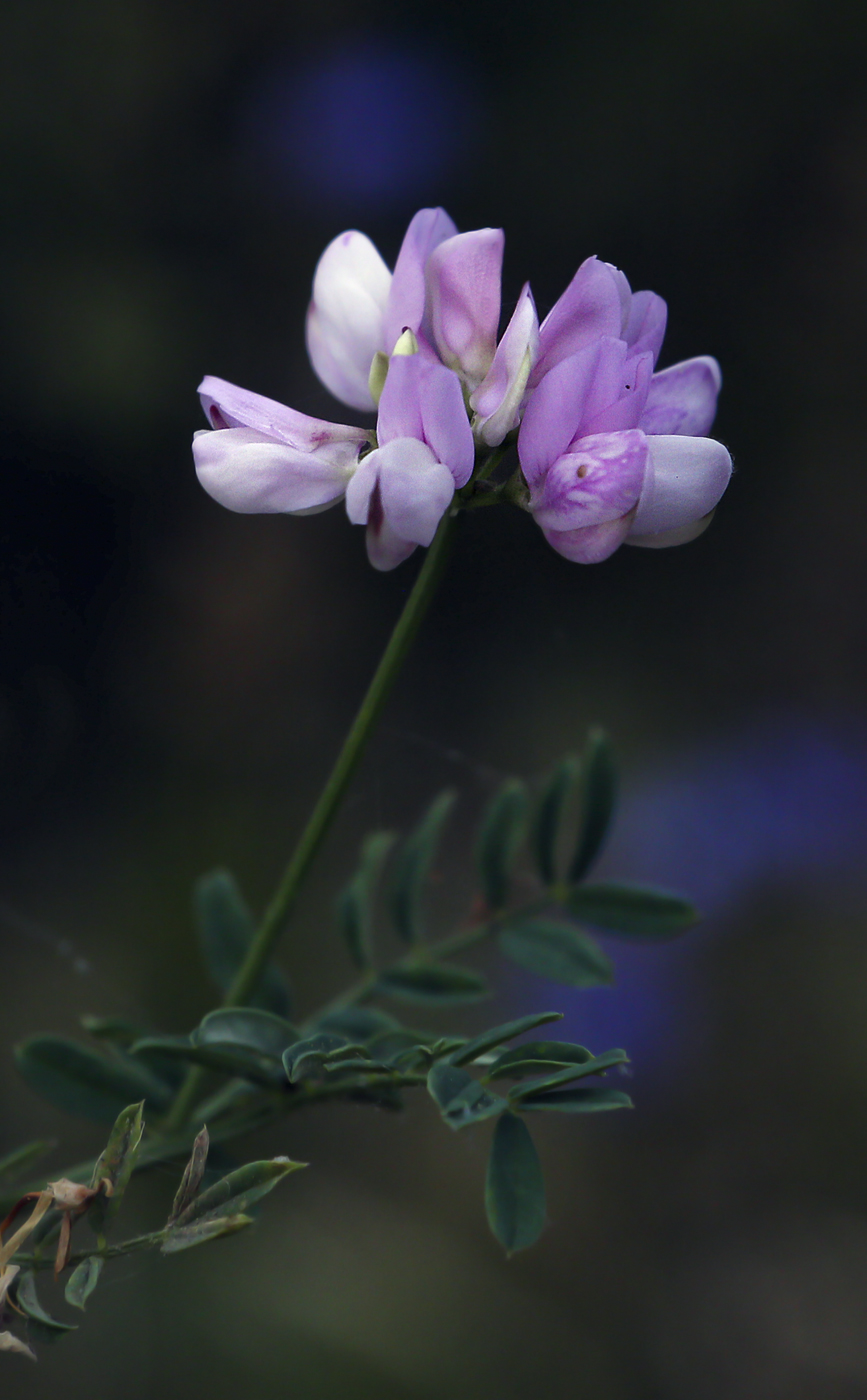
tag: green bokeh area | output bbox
[4,0,867,1396]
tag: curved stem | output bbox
[162,510,460,1133]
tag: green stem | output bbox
[162,510,460,1134]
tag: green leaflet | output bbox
[170,1157,304,1229]
[336,830,395,968]
[506,1048,629,1102]
[131,1035,285,1088]
[377,963,488,1004]
[476,779,528,910]
[568,728,618,882]
[13,1273,76,1334]
[194,869,291,1016]
[160,1214,254,1253]
[566,883,698,937]
[389,790,456,943]
[532,755,580,886]
[498,919,614,987]
[64,1257,103,1311]
[14,1036,172,1123]
[192,1008,299,1060]
[517,1086,633,1113]
[485,1113,546,1255]
[448,1011,564,1067]
[486,1040,594,1080]
[426,1062,506,1131]
[88,1101,144,1233]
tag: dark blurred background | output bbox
[4,0,867,1395]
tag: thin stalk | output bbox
[162,510,459,1134]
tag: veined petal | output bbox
[517,338,629,486]
[384,207,458,353]
[194,427,356,514]
[624,290,667,364]
[532,256,624,388]
[470,283,540,447]
[198,375,370,451]
[531,430,649,533]
[307,230,392,410]
[640,356,722,436]
[427,228,504,385]
[630,434,732,536]
[542,514,636,564]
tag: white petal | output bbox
[194,427,355,514]
[630,435,732,536]
[306,230,392,410]
[628,511,716,549]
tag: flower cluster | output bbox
[193,208,731,569]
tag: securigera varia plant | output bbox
[2,208,731,1361]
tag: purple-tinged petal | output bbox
[427,228,504,385]
[383,207,458,353]
[580,351,654,436]
[377,438,456,544]
[306,230,392,410]
[628,511,716,549]
[531,256,624,388]
[345,439,455,568]
[531,430,649,533]
[377,356,474,486]
[367,507,419,572]
[630,434,731,536]
[604,263,633,332]
[542,513,636,565]
[416,362,474,487]
[198,376,370,453]
[193,428,355,515]
[517,338,629,486]
[639,356,722,436]
[624,290,667,364]
[470,283,540,447]
[376,354,425,446]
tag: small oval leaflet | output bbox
[64,1257,103,1311]
[532,755,580,886]
[192,1008,299,1060]
[486,1039,595,1080]
[506,1048,629,1101]
[14,1036,172,1124]
[566,883,698,938]
[499,919,613,987]
[475,779,528,910]
[517,1086,633,1113]
[389,789,456,944]
[377,962,488,1004]
[568,728,618,883]
[485,1112,546,1255]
